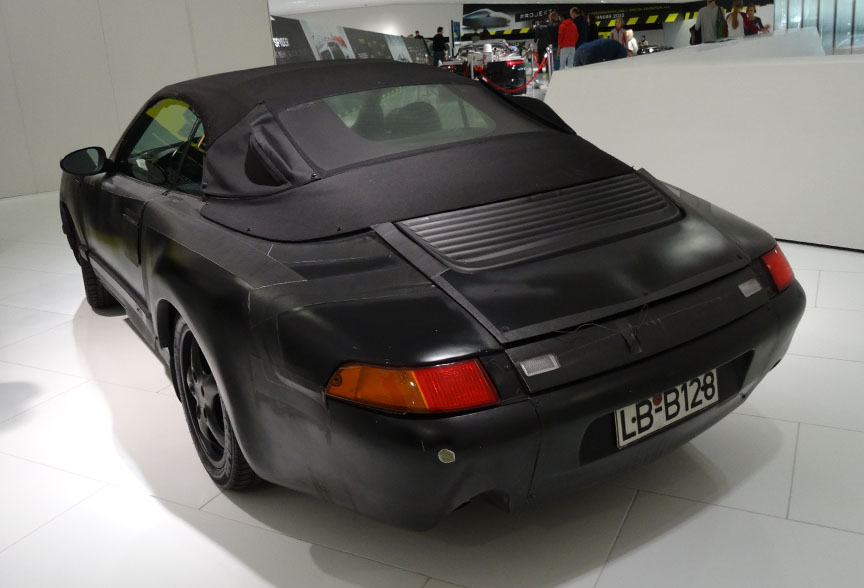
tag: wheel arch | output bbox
[155,298,179,353]
[59,201,84,264]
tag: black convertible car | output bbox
[59,60,804,529]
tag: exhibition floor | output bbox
[0,191,863,587]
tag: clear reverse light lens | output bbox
[519,353,560,377]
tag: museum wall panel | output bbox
[546,37,864,250]
[290,3,462,39]
[187,0,275,77]
[0,0,273,199]
[0,0,121,195]
[0,11,37,197]
[98,0,199,126]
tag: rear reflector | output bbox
[760,245,795,292]
[325,359,498,414]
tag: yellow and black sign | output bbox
[460,2,756,40]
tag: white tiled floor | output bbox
[0,192,862,587]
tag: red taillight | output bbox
[325,359,499,413]
[761,245,795,291]
[505,59,524,67]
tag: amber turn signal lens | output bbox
[761,245,795,292]
[325,359,499,413]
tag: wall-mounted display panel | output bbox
[270,16,429,64]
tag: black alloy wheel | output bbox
[172,317,260,489]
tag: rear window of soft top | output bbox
[279,83,548,171]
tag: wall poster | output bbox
[270,16,430,65]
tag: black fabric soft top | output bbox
[145,60,631,242]
[201,132,633,242]
[153,60,478,143]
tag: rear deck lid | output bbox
[377,171,748,344]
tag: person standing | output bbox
[610,18,626,45]
[557,8,579,69]
[585,13,599,42]
[534,14,549,66]
[726,0,746,39]
[743,5,770,35]
[535,11,561,70]
[572,8,588,49]
[626,29,639,55]
[694,0,726,43]
[432,27,447,66]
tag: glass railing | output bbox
[773,0,862,54]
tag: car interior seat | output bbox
[383,102,442,140]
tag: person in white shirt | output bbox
[726,0,746,39]
[626,29,639,55]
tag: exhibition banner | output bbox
[270,17,316,63]
[403,37,432,65]
[460,3,773,40]
[270,16,431,65]
[344,28,392,60]
[299,20,356,60]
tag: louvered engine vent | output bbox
[397,173,681,270]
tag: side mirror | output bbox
[60,146,108,176]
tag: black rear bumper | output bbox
[241,282,805,529]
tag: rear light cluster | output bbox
[504,59,524,67]
[760,245,795,291]
[325,359,499,414]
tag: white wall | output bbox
[0,0,274,199]
[288,3,462,39]
[545,31,864,250]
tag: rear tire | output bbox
[172,317,260,490]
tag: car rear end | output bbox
[233,171,804,530]
[195,66,804,528]
[348,170,806,525]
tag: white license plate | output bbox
[615,369,719,449]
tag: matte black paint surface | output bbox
[58,61,805,529]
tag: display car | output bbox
[637,44,674,55]
[440,40,527,94]
[462,8,512,28]
[59,60,805,529]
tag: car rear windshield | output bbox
[278,83,549,171]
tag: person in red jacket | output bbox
[558,8,580,68]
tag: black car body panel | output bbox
[58,60,805,529]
